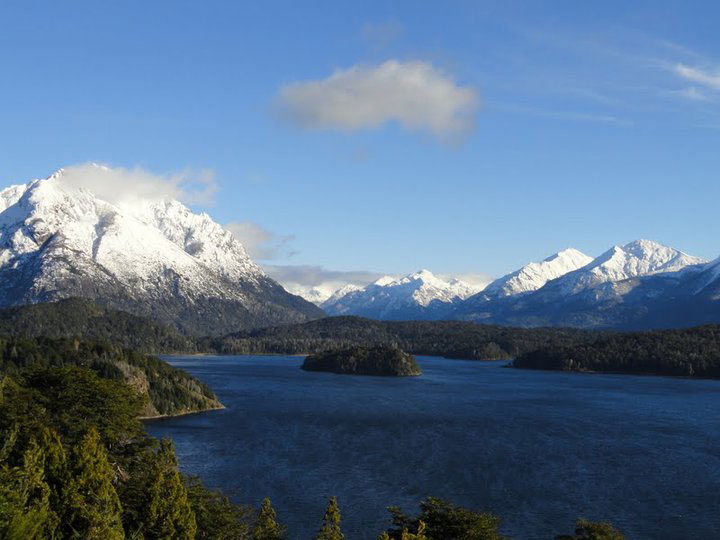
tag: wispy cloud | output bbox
[225,222,296,261]
[60,163,218,206]
[263,264,383,289]
[673,64,720,90]
[276,60,479,140]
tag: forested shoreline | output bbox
[0,363,626,539]
[3,299,720,379]
[513,325,720,377]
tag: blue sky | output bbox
[2,1,720,289]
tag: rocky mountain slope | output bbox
[481,248,593,298]
[0,167,323,335]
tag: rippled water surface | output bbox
[146,355,720,539]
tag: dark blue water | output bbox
[146,355,720,539]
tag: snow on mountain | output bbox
[281,283,361,306]
[551,239,707,295]
[321,284,364,308]
[323,269,483,319]
[482,248,593,297]
[0,166,323,334]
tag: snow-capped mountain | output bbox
[454,240,710,329]
[549,239,706,295]
[0,167,323,334]
[323,270,483,319]
[481,248,593,298]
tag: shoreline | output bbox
[140,403,226,421]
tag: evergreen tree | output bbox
[62,427,124,540]
[253,497,285,540]
[315,496,344,540]
[0,438,54,540]
[140,438,197,539]
[185,475,253,539]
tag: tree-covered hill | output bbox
[513,325,720,377]
[0,298,197,353]
[0,336,221,417]
[203,316,598,360]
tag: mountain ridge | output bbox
[0,167,323,335]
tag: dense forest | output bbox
[0,336,220,417]
[0,364,625,539]
[0,299,197,353]
[203,316,598,360]
[513,325,720,377]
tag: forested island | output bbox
[302,346,422,376]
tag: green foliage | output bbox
[62,428,124,539]
[253,497,286,540]
[0,367,145,460]
[384,497,503,540]
[0,298,197,353]
[314,496,344,540]
[0,437,54,539]
[0,335,221,416]
[401,521,427,540]
[554,518,625,540]
[136,439,197,540]
[185,476,254,540]
[514,325,720,377]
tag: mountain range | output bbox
[0,166,323,335]
[323,240,719,329]
[322,269,484,320]
[1,167,718,333]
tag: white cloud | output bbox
[262,264,384,303]
[225,222,295,261]
[60,163,218,206]
[276,60,479,139]
[263,264,382,289]
[673,63,720,90]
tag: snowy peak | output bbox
[555,239,706,294]
[323,270,483,318]
[483,248,593,297]
[0,168,322,333]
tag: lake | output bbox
[146,355,720,539]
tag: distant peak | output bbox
[410,269,435,279]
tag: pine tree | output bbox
[315,496,344,540]
[140,438,197,539]
[0,438,54,540]
[253,497,285,540]
[62,427,124,540]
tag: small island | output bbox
[301,346,422,376]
